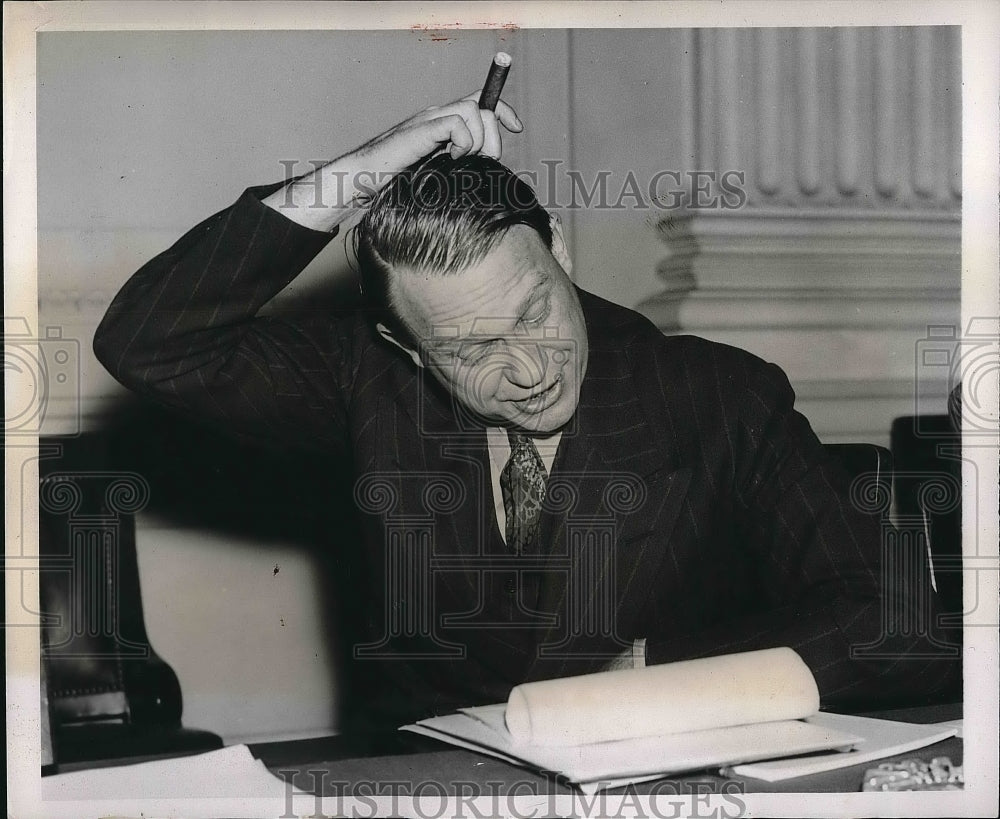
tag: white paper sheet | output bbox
[726,712,959,782]
[41,744,306,800]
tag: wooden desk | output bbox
[250,703,962,796]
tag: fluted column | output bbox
[640,27,961,445]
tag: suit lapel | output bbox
[371,362,492,614]
[528,306,692,678]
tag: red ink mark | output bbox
[410,21,518,42]
[410,23,460,43]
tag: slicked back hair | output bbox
[353,153,553,349]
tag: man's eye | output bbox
[459,339,501,365]
[432,347,459,363]
[521,295,551,325]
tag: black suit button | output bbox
[503,578,517,595]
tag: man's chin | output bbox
[507,396,577,434]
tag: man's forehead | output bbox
[392,246,551,338]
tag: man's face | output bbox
[389,224,589,434]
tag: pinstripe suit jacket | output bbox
[94,184,954,723]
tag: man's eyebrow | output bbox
[425,337,460,352]
[514,278,550,318]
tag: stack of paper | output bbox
[405,702,863,793]
[400,648,959,793]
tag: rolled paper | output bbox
[479,51,512,111]
[504,647,819,747]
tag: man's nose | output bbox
[504,342,548,388]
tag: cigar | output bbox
[479,51,512,111]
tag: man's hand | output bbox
[263,92,522,233]
[355,92,522,170]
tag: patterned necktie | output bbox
[500,430,548,554]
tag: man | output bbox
[94,93,953,727]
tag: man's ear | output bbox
[549,213,573,276]
[376,322,424,368]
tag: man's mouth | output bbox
[512,374,563,413]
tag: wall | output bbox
[636,28,961,444]
[36,28,960,741]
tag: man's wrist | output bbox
[261,159,361,233]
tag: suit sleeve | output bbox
[644,355,957,710]
[93,183,355,451]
